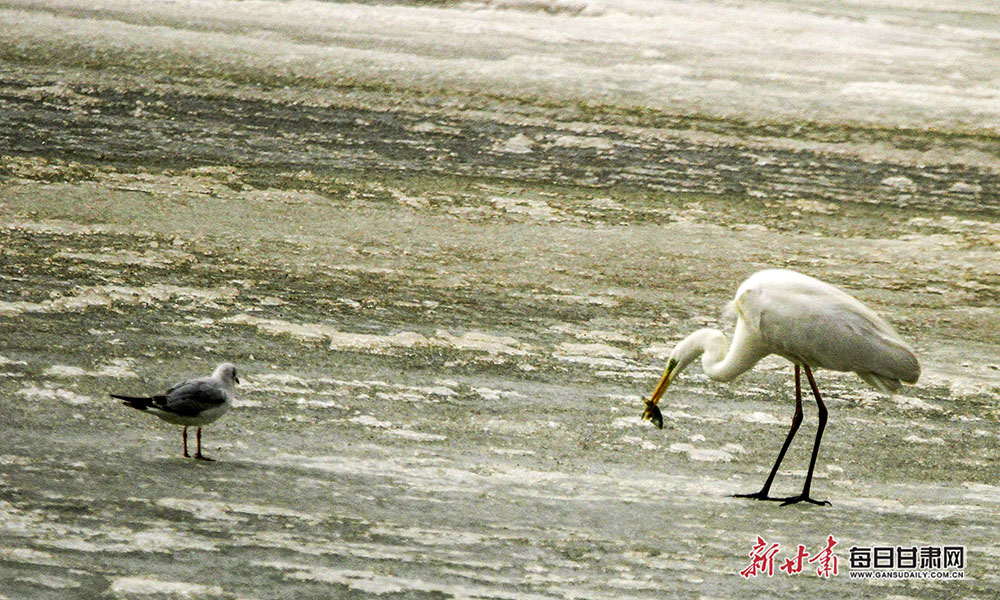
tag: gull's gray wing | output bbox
[153,378,228,417]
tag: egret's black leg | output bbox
[182,426,190,458]
[780,365,831,507]
[194,427,214,462]
[735,365,804,501]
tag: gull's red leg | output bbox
[194,427,215,462]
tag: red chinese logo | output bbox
[741,535,839,578]
[779,544,809,575]
[740,536,781,578]
[809,535,839,578]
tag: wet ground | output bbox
[2,1,1000,598]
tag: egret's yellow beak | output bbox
[641,359,676,429]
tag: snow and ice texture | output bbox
[108,577,225,598]
[2,0,999,598]
[3,0,999,128]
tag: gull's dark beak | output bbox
[641,398,663,429]
[235,376,240,384]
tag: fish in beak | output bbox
[641,398,663,429]
[641,358,676,429]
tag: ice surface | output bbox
[108,577,224,598]
[4,0,999,129]
[0,284,238,316]
[2,0,998,598]
[741,411,785,426]
[16,384,93,405]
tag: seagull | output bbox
[641,269,919,506]
[112,363,239,461]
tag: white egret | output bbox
[113,363,239,461]
[641,269,919,506]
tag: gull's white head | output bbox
[213,363,240,385]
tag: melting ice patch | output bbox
[54,248,194,269]
[490,196,558,221]
[368,526,486,546]
[529,292,620,307]
[642,344,673,360]
[669,443,742,462]
[963,483,1000,505]
[0,285,237,316]
[611,415,660,430]
[741,411,784,426]
[473,387,526,402]
[350,415,446,442]
[555,342,627,359]
[155,497,321,524]
[243,373,457,409]
[549,324,636,344]
[0,546,60,567]
[222,313,429,349]
[903,434,945,445]
[42,359,138,379]
[16,384,92,405]
[891,395,943,412]
[386,429,447,442]
[14,574,80,590]
[619,435,658,451]
[492,134,535,154]
[349,415,394,429]
[5,0,1000,131]
[434,330,532,356]
[224,314,533,356]
[294,398,347,409]
[841,81,1000,115]
[550,134,613,150]
[108,577,225,599]
[260,562,557,599]
[553,341,634,371]
[836,496,989,521]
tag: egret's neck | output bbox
[670,327,761,383]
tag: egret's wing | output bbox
[156,378,228,417]
[746,284,919,384]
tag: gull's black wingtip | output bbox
[112,394,153,410]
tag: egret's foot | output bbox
[779,494,831,507]
[733,491,784,502]
[641,399,663,429]
[194,453,215,462]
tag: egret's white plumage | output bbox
[642,269,919,506]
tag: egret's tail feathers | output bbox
[112,394,154,411]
